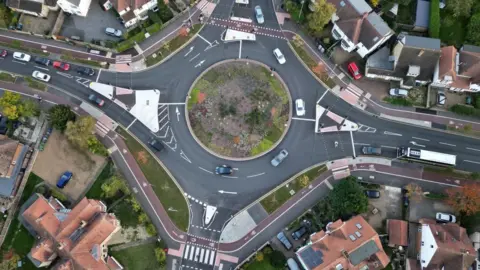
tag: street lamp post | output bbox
[299,0,305,20]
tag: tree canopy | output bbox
[154,247,166,265]
[306,0,336,37]
[447,0,473,18]
[48,104,76,131]
[65,116,96,149]
[446,183,480,216]
[466,12,480,46]
[328,177,368,217]
[0,91,39,120]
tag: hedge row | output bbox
[146,23,163,35]
[449,104,480,116]
[116,30,147,52]
[429,0,440,38]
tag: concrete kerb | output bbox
[184,58,293,161]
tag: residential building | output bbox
[56,0,91,16]
[0,135,30,197]
[387,219,408,247]
[296,215,390,270]
[365,35,441,89]
[20,194,123,269]
[101,0,158,28]
[407,219,476,270]
[6,0,58,18]
[326,0,393,58]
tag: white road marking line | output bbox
[466,147,480,152]
[199,167,213,174]
[12,60,26,65]
[381,145,397,149]
[238,40,242,59]
[184,245,190,259]
[350,131,356,158]
[292,117,316,122]
[439,142,456,147]
[180,150,191,163]
[354,143,370,146]
[56,72,73,78]
[189,53,200,62]
[247,172,265,178]
[412,136,429,141]
[464,160,480,165]
[34,66,49,71]
[197,34,212,46]
[221,175,238,179]
[96,68,102,82]
[384,131,402,136]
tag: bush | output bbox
[474,95,480,109]
[145,222,157,236]
[383,96,413,106]
[117,30,146,52]
[429,0,440,38]
[466,13,480,46]
[148,10,162,24]
[449,104,479,116]
[157,0,174,22]
[146,23,163,35]
[269,250,286,268]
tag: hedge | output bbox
[148,10,162,24]
[116,30,146,52]
[449,104,480,116]
[146,23,163,35]
[157,0,173,22]
[429,0,440,38]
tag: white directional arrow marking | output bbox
[409,141,425,148]
[195,60,205,68]
[180,150,191,163]
[176,107,180,121]
[218,190,237,194]
[184,46,194,57]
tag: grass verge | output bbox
[423,166,475,179]
[383,96,413,106]
[0,72,16,83]
[447,125,480,138]
[24,77,46,91]
[85,160,114,200]
[187,88,200,110]
[61,55,103,68]
[116,128,189,231]
[261,165,327,214]
[0,41,49,56]
[146,24,202,67]
[110,242,165,270]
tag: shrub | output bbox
[146,23,163,35]
[116,30,146,52]
[157,0,173,22]
[449,104,479,116]
[383,96,413,106]
[429,0,440,38]
[148,10,162,24]
[145,222,157,236]
[466,13,480,46]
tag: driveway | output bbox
[408,197,455,222]
[361,185,403,232]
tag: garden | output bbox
[241,245,286,270]
[187,61,290,158]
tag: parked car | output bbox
[32,71,51,82]
[273,48,286,64]
[295,99,305,116]
[149,139,164,152]
[34,57,50,66]
[105,27,123,37]
[0,50,7,58]
[88,94,104,106]
[364,190,380,198]
[436,212,456,223]
[347,62,362,80]
[215,165,233,175]
[437,92,446,105]
[291,226,307,240]
[276,232,292,250]
[389,88,408,97]
[287,258,300,270]
[254,5,264,24]
[362,146,382,155]
[13,52,31,62]
[56,171,73,188]
[76,66,95,76]
[271,149,288,167]
[53,61,70,71]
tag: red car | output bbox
[348,62,362,80]
[53,61,70,71]
[0,50,7,58]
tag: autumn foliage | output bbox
[446,183,480,216]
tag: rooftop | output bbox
[387,219,408,247]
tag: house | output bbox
[295,215,390,270]
[407,219,476,270]
[56,0,91,16]
[387,219,408,247]
[365,35,441,89]
[20,194,123,269]
[0,135,29,197]
[6,0,58,17]
[432,45,480,92]
[326,0,393,58]
[101,0,158,28]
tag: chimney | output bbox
[418,50,425,57]
[58,242,65,250]
[341,250,349,259]
[80,220,88,228]
[362,12,368,19]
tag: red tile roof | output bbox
[388,219,408,247]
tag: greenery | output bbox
[157,0,173,22]
[117,30,147,52]
[85,160,114,199]
[429,0,440,38]
[148,10,162,24]
[395,0,416,25]
[0,91,39,120]
[306,0,336,37]
[243,247,286,270]
[284,0,307,23]
[188,88,200,109]
[0,41,49,56]
[154,248,167,266]
[61,55,102,67]
[383,96,413,106]
[440,9,467,47]
[111,242,166,270]
[466,12,480,46]
[117,128,189,231]
[449,104,480,116]
[24,77,46,91]
[447,0,474,18]
[425,192,448,200]
[48,104,76,132]
[65,116,108,155]
[0,72,16,83]
[146,23,163,35]
[329,177,368,217]
[0,3,13,28]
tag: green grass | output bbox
[425,192,447,200]
[110,242,165,270]
[117,128,189,231]
[111,199,141,228]
[423,166,471,179]
[86,160,114,200]
[0,41,49,56]
[60,55,103,68]
[244,258,280,270]
[188,88,200,110]
[0,72,15,82]
[383,96,413,106]
[146,24,202,67]
[250,138,274,155]
[261,165,327,213]
[263,68,288,104]
[440,10,467,47]
[24,77,46,91]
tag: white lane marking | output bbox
[199,167,213,174]
[180,150,191,163]
[292,117,316,122]
[381,145,397,149]
[384,131,402,136]
[412,136,429,141]
[34,66,49,71]
[350,131,356,158]
[189,53,200,62]
[221,175,238,179]
[238,40,242,59]
[317,89,329,103]
[197,34,213,46]
[184,245,190,259]
[247,172,265,178]
[466,147,480,152]
[12,60,26,65]
[464,160,480,165]
[56,72,73,78]
[439,142,456,147]
[96,68,102,82]
[409,141,426,147]
[354,143,370,146]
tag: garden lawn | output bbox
[244,259,280,270]
[261,165,327,213]
[290,42,336,88]
[24,77,46,91]
[440,10,467,47]
[85,160,114,200]
[187,88,200,110]
[110,242,165,270]
[111,199,141,228]
[117,128,189,231]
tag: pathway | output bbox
[110,236,158,251]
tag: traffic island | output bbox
[186,60,292,160]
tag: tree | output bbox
[446,183,480,215]
[87,136,109,156]
[466,13,480,46]
[48,104,76,131]
[127,196,141,212]
[292,34,304,48]
[138,212,150,224]
[157,0,173,22]
[145,222,157,236]
[0,92,21,120]
[328,177,368,217]
[405,183,423,202]
[306,0,336,37]
[101,175,130,198]
[429,0,440,38]
[255,251,264,262]
[298,175,310,188]
[65,116,96,149]
[269,250,286,268]
[370,0,380,7]
[20,100,39,117]
[154,247,167,265]
[447,0,473,18]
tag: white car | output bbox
[389,88,408,97]
[437,92,446,105]
[295,99,305,116]
[13,52,31,62]
[32,71,51,82]
[254,6,264,24]
[436,212,456,223]
[273,48,286,64]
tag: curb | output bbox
[184,58,293,161]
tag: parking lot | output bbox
[361,186,403,232]
[408,197,455,222]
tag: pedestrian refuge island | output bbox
[223,29,256,42]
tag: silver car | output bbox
[389,88,408,97]
[271,149,288,167]
[255,6,264,24]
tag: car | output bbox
[53,61,70,71]
[56,171,73,188]
[291,226,307,240]
[149,139,164,152]
[273,48,286,64]
[276,232,292,250]
[362,146,382,155]
[436,212,456,223]
[347,62,362,80]
[389,88,409,97]
[0,50,7,58]
[88,94,105,106]
[34,57,50,66]
[364,190,380,198]
[76,66,95,76]
[105,27,123,37]
[437,92,446,105]
[287,258,301,270]
[215,165,233,175]
[271,149,288,167]
[295,99,305,116]
[32,71,51,82]
[254,6,264,24]
[13,52,31,62]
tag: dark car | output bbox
[291,226,307,240]
[276,232,292,250]
[0,50,7,58]
[362,146,382,155]
[215,165,233,175]
[88,94,105,106]
[76,66,95,76]
[149,139,164,152]
[364,190,381,198]
[56,171,73,188]
[34,57,50,66]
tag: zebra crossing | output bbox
[182,244,216,266]
[115,54,132,64]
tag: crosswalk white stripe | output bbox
[189,245,195,260]
[194,247,200,262]
[209,251,216,265]
[203,249,210,264]
[184,245,190,259]
[200,248,205,262]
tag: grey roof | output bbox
[348,0,372,14]
[462,44,480,54]
[360,13,392,49]
[0,145,28,197]
[298,246,324,269]
[65,0,80,6]
[367,13,391,36]
[349,239,380,266]
[403,35,441,50]
[366,46,395,71]
[415,0,430,28]
[13,0,43,13]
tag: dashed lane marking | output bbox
[191,224,221,233]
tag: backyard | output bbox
[110,242,166,270]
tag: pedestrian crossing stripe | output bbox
[182,244,216,266]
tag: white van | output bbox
[287,258,300,270]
